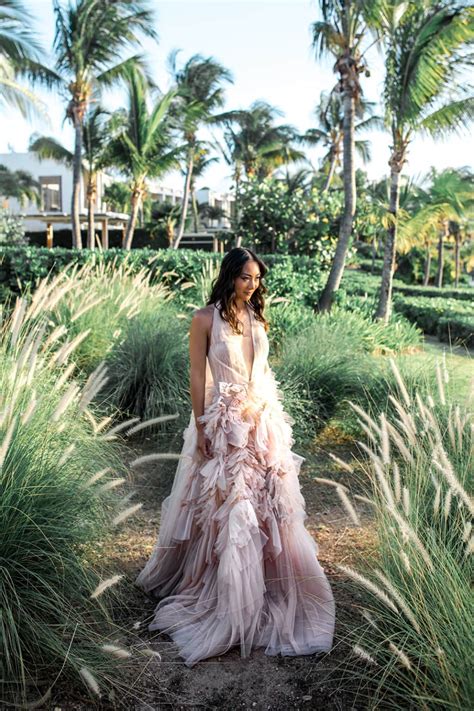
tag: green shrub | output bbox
[393,294,473,347]
[0,209,28,246]
[437,314,474,347]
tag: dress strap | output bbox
[210,302,220,349]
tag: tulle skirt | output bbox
[135,380,335,667]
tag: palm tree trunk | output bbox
[423,245,431,286]
[191,189,199,232]
[454,233,460,288]
[371,236,378,273]
[87,177,96,250]
[173,148,194,249]
[317,89,356,312]
[374,165,401,322]
[322,146,338,192]
[71,118,83,249]
[123,188,141,250]
[234,166,242,248]
[435,222,448,288]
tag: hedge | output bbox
[0,246,329,307]
[392,294,473,347]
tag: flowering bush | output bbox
[237,178,350,259]
[0,208,28,246]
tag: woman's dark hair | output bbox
[207,247,269,333]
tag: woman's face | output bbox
[233,259,261,302]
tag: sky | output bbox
[1,0,472,193]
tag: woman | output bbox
[135,247,335,666]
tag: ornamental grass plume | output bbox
[0,281,154,706]
[324,360,473,708]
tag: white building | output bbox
[0,152,235,235]
[195,187,235,230]
[0,151,116,231]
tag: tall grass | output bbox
[329,361,473,709]
[274,308,443,444]
[101,305,190,432]
[0,296,144,705]
[321,304,422,355]
[275,317,387,442]
[17,256,172,375]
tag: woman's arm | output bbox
[189,309,212,459]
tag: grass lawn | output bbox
[394,334,473,405]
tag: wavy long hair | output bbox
[207,248,269,334]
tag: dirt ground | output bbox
[46,425,379,711]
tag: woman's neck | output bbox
[234,297,248,315]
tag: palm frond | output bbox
[419,95,474,138]
[143,89,177,154]
[311,20,343,58]
[28,134,74,166]
[0,0,43,64]
[355,139,371,164]
[96,54,155,90]
[355,115,385,133]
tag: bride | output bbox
[135,247,335,667]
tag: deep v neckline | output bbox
[212,302,256,382]
[245,301,255,382]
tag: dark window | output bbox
[40,176,62,211]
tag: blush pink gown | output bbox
[135,300,335,666]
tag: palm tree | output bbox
[148,201,181,245]
[103,181,130,214]
[0,163,39,206]
[168,52,233,249]
[50,0,157,249]
[215,101,306,246]
[312,0,377,312]
[300,90,382,191]
[29,108,109,248]
[374,2,474,320]
[198,202,228,230]
[186,141,219,232]
[217,101,303,179]
[278,167,314,195]
[401,167,473,288]
[105,67,181,250]
[0,0,53,118]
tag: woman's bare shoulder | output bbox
[191,304,214,332]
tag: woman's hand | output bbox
[197,426,213,459]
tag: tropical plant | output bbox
[146,200,181,244]
[374,1,474,321]
[312,0,377,312]
[0,206,28,245]
[103,180,130,214]
[105,67,181,249]
[408,168,473,288]
[300,90,383,191]
[0,162,39,206]
[363,174,426,275]
[215,100,306,246]
[217,100,303,180]
[168,52,233,248]
[0,0,52,119]
[49,0,157,249]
